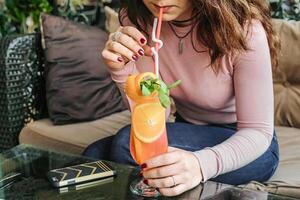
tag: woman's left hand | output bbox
[141,147,203,197]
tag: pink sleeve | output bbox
[193,21,274,181]
[107,10,139,109]
[107,62,139,109]
[107,10,138,109]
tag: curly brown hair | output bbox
[119,0,280,71]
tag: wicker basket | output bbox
[0,33,47,151]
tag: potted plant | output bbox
[270,0,300,20]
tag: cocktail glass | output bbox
[125,72,168,197]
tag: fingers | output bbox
[142,148,183,179]
[121,26,147,46]
[101,49,124,63]
[109,30,145,58]
[146,174,183,188]
[106,41,138,62]
[102,26,151,70]
[101,49,128,71]
[143,151,181,170]
[143,161,182,179]
[141,150,203,197]
[159,184,186,197]
[118,33,145,56]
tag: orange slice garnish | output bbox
[125,72,159,103]
[132,102,165,143]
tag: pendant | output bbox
[179,39,183,55]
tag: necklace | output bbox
[172,11,200,24]
[168,22,195,54]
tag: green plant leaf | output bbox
[153,83,160,91]
[159,80,168,94]
[168,80,182,90]
[144,79,152,86]
[140,77,181,108]
[158,90,171,108]
[1,0,53,36]
[141,85,151,96]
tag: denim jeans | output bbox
[83,114,279,185]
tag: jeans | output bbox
[83,114,279,185]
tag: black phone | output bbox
[47,160,116,188]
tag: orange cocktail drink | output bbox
[125,72,168,165]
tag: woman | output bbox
[84,0,279,196]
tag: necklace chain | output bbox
[168,22,194,54]
[167,22,194,39]
[167,11,207,55]
[172,11,200,24]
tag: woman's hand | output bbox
[141,147,203,197]
[101,26,152,71]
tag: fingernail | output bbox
[138,49,144,56]
[140,38,146,44]
[140,163,147,169]
[132,55,138,61]
[143,179,148,185]
[117,57,123,62]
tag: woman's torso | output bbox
[135,22,237,124]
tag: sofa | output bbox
[15,12,300,198]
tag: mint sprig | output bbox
[140,78,181,108]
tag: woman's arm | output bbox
[107,61,139,108]
[102,11,148,109]
[107,12,171,116]
[193,20,274,181]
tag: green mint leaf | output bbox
[140,77,181,108]
[159,80,168,94]
[142,85,151,96]
[158,90,171,108]
[145,79,152,86]
[167,80,181,90]
[153,83,160,91]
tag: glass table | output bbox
[0,144,296,200]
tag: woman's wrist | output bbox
[107,60,132,72]
[191,152,204,182]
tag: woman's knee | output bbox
[111,125,131,147]
[110,125,135,165]
[165,123,235,151]
[83,136,114,160]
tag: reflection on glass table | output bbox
[0,144,297,200]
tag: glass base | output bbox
[130,178,161,197]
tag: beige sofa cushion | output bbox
[242,126,300,198]
[270,126,300,184]
[19,110,130,154]
[272,19,300,128]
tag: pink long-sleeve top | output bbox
[108,17,274,181]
